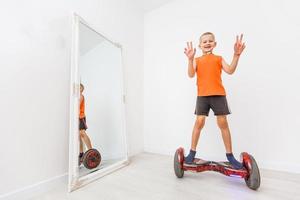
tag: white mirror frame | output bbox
[68,13,129,192]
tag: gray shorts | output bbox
[79,117,88,130]
[194,96,231,116]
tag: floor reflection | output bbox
[79,159,122,177]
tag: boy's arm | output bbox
[188,59,196,78]
[222,55,240,75]
[184,42,197,78]
[222,34,246,75]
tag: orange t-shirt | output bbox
[195,54,226,96]
[79,95,85,119]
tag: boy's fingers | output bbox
[188,42,192,50]
[187,42,192,49]
[187,42,190,49]
[190,42,193,49]
[240,34,244,42]
[236,35,238,43]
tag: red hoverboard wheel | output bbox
[82,148,101,169]
[174,147,184,178]
[241,152,261,190]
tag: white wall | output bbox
[144,0,300,173]
[80,41,126,160]
[0,0,143,197]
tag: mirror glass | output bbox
[68,15,128,192]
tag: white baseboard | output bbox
[0,173,68,200]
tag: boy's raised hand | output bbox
[184,42,196,60]
[234,34,246,56]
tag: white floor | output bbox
[30,153,300,200]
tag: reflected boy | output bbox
[79,83,93,162]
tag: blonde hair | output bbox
[200,32,215,41]
[80,83,84,90]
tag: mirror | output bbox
[68,14,129,192]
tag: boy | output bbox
[79,83,93,161]
[184,32,245,169]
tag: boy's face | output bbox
[80,85,84,93]
[199,34,216,54]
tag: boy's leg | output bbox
[216,115,243,169]
[185,115,206,164]
[191,115,206,150]
[78,136,84,164]
[80,130,93,150]
[79,136,84,153]
[216,116,232,153]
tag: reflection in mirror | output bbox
[68,14,128,192]
[78,83,101,174]
[78,22,127,176]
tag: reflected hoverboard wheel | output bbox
[82,148,101,169]
[242,153,261,190]
[174,148,184,178]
